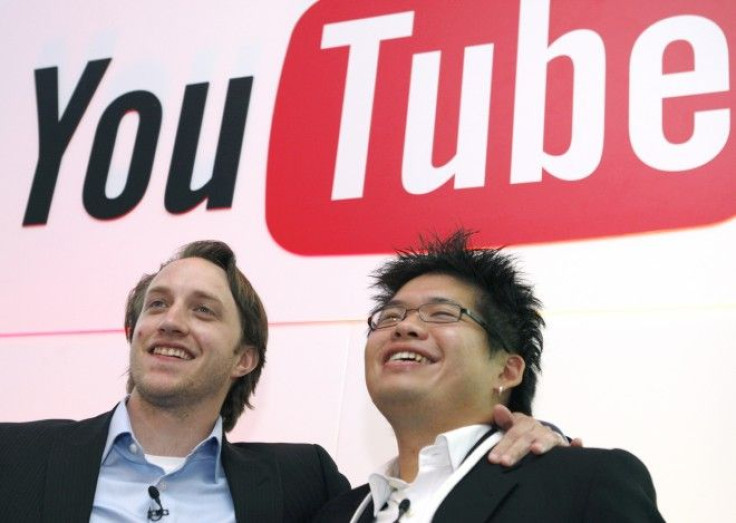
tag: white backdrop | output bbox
[1,2,735,522]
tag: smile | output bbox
[151,346,193,360]
[388,351,431,364]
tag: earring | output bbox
[494,385,504,395]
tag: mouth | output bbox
[385,350,434,365]
[149,346,194,360]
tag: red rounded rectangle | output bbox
[268,0,736,254]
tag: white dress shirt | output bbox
[366,424,501,523]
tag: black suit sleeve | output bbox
[313,444,352,500]
[582,449,665,523]
[0,417,108,523]
[0,420,72,521]
[272,443,350,519]
[312,484,370,523]
[226,441,351,523]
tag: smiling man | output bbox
[1,239,569,522]
[0,241,350,522]
[314,230,665,522]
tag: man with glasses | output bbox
[314,230,665,522]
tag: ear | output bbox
[232,345,259,378]
[500,354,525,388]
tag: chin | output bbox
[136,381,190,405]
[372,386,428,407]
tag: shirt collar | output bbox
[101,399,226,480]
[100,401,135,464]
[368,424,492,515]
[441,424,493,471]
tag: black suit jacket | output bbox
[314,446,665,522]
[0,410,350,522]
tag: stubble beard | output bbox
[128,353,234,413]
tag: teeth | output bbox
[152,346,192,360]
[389,351,429,364]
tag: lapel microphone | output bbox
[393,498,411,523]
[147,486,170,521]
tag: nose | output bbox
[157,304,188,335]
[391,309,428,339]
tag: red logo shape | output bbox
[268,0,735,255]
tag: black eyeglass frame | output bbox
[367,302,511,352]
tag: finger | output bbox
[500,424,556,463]
[530,431,569,454]
[490,420,568,466]
[488,412,537,465]
[491,404,515,431]
[491,433,537,466]
[570,437,584,447]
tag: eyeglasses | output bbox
[368,301,488,331]
[368,301,511,352]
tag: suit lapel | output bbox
[341,485,373,523]
[42,411,112,523]
[356,495,375,523]
[351,429,514,523]
[432,452,523,523]
[222,441,282,523]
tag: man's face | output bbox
[128,257,256,411]
[365,273,510,426]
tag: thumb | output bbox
[492,403,515,430]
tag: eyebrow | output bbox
[145,286,225,306]
[384,296,461,307]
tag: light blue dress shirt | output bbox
[90,401,236,522]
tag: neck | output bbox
[384,403,494,483]
[392,427,438,483]
[126,392,220,457]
